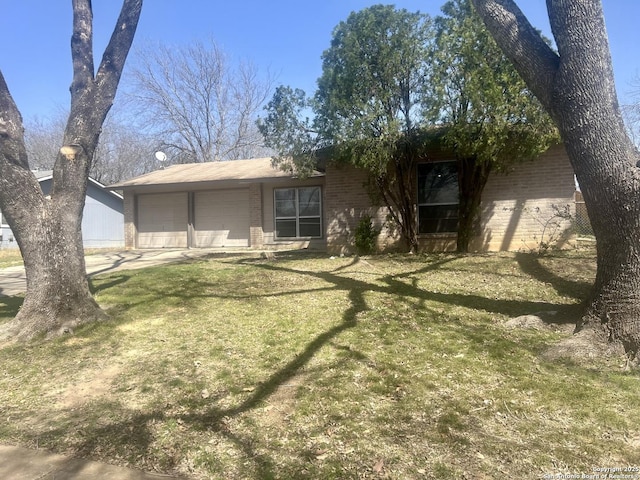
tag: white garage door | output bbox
[194,189,250,247]
[137,193,188,248]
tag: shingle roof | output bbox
[110,157,323,188]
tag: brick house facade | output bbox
[113,145,576,253]
[323,144,576,253]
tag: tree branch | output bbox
[70,0,95,95]
[95,0,143,103]
[0,70,28,168]
[0,70,45,226]
[471,0,560,109]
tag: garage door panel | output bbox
[137,193,188,248]
[195,190,249,247]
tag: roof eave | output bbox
[110,171,325,190]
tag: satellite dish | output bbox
[155,151,167,163]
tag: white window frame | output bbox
[274,186,323,239]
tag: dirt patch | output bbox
[260,372,307,428]
[505,312,575,334]
[58,364,122,409]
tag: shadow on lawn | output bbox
[34,258,372,478]
[515,252,593,301]
[11,251,593,478]
[0,295,23,322]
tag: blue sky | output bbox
[0,1,638,120]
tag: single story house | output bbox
[111,144,578,254]
[0,171,125,249]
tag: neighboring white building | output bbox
[0,171,124,249]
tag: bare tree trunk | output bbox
[9,206,105,340]
[456,156,491,253]
[375,153,419,254]
[0,0,142,341]
[394,155,419,254]
[472,0,640,358]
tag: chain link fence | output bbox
[574,191,594,237]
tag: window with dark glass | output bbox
[274,186,322,238]
[417,161,459,234]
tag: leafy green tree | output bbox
[258,86,320,175]
[430,0,558,252]
[315,5,434,253]
[260,5,434,253]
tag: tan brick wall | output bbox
[324,144,576,254]
[474,144,576,252]
[324,164,401,254]
[123,191,136,249]
[249,183,264,247]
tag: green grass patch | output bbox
[0,247,125,269]
[0,249,23,268]
[1,248,638,479]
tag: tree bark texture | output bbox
[374,150,419,254]
[457,157,491,253]
[0,0,143,340]
[472,0,640,357]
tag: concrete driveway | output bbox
[0,249,228,297]
[0,444,186,479]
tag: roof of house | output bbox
[32,170,123,200]
[110,157,324,189]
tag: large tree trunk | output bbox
[472,0,640,358]
[372,149,419,254]
[456,156,491,253]
[0,0,142,341]
[7,206,106,340]
[395,156,419,254]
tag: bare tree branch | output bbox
[127,38,274,163]
[70,0,95,95]
[95,0,143,107]
[0,70,28,168]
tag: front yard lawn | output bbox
[0,249,638,479]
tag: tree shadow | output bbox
[88,274,132,295]
[0,295,23,321]
[6,251,594,477]
[32,257,371,478]
[515,252,592,301]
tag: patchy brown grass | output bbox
[0,249,22,268]
[0,247,638,479]
[0,247,124,269]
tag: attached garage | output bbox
[111,158,327,251]
[194,189,250,247]
[137,193,188,248]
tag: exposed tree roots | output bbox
[541,328,633,369]
[0,303,108,342]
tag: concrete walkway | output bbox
[0,248,240,297]
[0,445,185,479]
